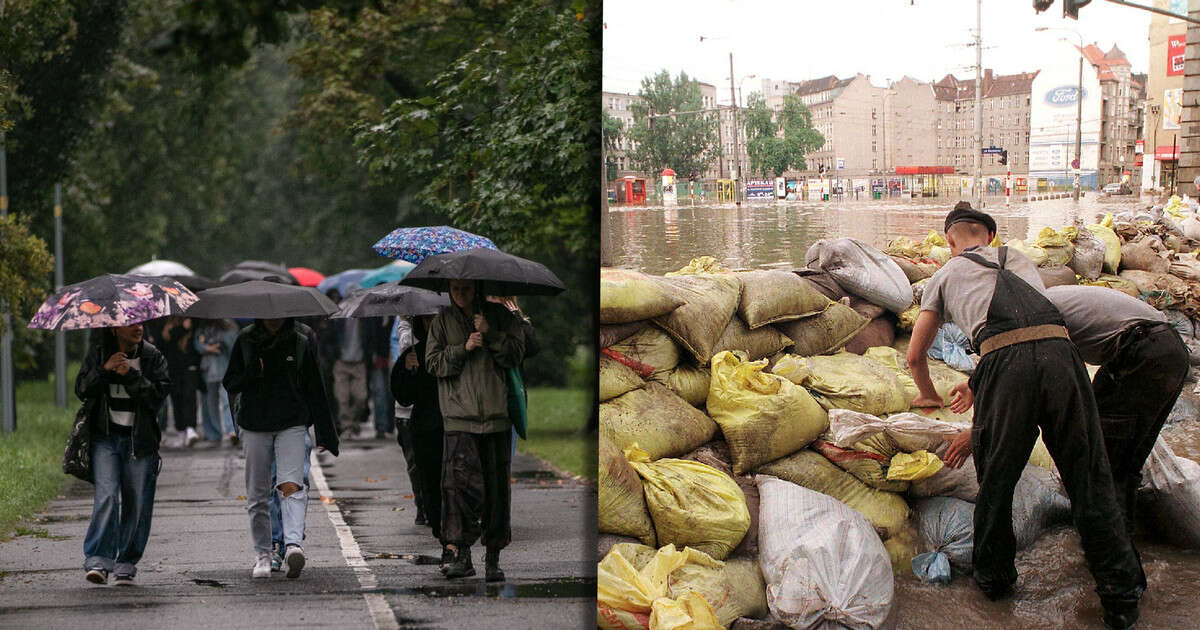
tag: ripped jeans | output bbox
[242,426,309,555]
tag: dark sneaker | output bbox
[285,544,306,579]
[114,573,134,586]
[485,549,504,583]
[414,509,428,526]
[444,547,475,579]
[85,568,108,585]
[440,546,454,567]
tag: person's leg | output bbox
[333,361,353,435]
[241,430,275,556]
[84,434,123,578]
[370,368,392,434]
[413,427,444,540]
[270,454,284,566]
[396,418,425,521]
[176,373,198,431]
[441,431,484,578]
[114,444,161,578]
[274,426,309,578]
[480,431,513,581]
[350,362,369,434]
[218,386,237,439]
[200,385,222,441]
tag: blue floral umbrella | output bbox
[372,226,498,264]
[28,274,198,331]
[359,260,416,289]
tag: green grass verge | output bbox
[522,387,594,480]
[0,365,77,541]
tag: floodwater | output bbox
[601,195,1200,629]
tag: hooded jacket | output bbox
[75,336,171,458]
[425,300,524,434]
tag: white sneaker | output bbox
[252,553,271,578]
[185,427,200,447]
[285,545,306,579]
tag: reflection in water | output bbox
[603,195,1200,629]
[601,198,1139,275]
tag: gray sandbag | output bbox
[1038,264,1078,288]
[711,315,793,361]
[774,301,871,356]
[1139,437,1200,548]
[600,320,649,349]
[1120,239,1171,274]
[736,269,830,328]
[1069,227,1106,281]
[793,269,848,301]
[806,237,915,313]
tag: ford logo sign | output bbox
[1045,85,1085,106]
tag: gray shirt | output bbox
[920,246,1046,342]
[1045,285,1167,365]
[339,317,363,363]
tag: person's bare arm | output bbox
[906,310,944,408]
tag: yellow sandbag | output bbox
[888,450,944,481]
[601,354,646,402]
[924,230,947,247]
[1087,222,1122,273]
[609,326,682,377]
[603,268,687,324]
[654,274,743,364]
[666,256,727,276]
[927,246,951,265]
[1035,227,1075,266]
[897,304,919,331]
[884,236,929,259]
[735,269,831,328]
[710,315,792,361]
[651,364,711,408]
[756,449,910,539]
[773,300,870,356]
[883,521,922,575]
[649,592,721,630]
[843,432,910,492]
[862,346,968,408]
[599,438,657,546]
[1006,239,1049,266]
[600,382,718,460]
[598,544,719,623]
[627,447,751,560]
[707,351,829,475]
[1078,273,1140,298]
[772,351,912,416]
[1165,195,1188,220]
[1030,436,1053,470]
[669,556,767,628]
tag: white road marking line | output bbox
[310,450,398,630]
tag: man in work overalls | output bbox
[907,202,1145,630]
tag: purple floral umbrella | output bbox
[27,274,199,331]
[372,226,498,264]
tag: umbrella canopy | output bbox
[288,267,325,287]
[332,282,451,319]
[168,274,220,292]
[127,259,196,277]
[372,226,498,264]
[359,260,416,289]
[400,248,565,297]
[28,274,198,331]
[219,267,299,285]
[184,281,338,319]
[317,269,371,296]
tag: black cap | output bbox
[944,202,997,235]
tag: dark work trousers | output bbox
[1093,323,1190,536]
[412,426,444,540]
[395,419,425,517]
[441,431,512,550]
[969,337,1145,612]
[168,370,199,430]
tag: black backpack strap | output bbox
[960,251,998,269]
[997,245,1008,269]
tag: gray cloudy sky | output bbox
[603,0,1157,102]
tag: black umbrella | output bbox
[400,248,566,297]
[331,282,451,319]
[184,280,338,319]
[219,267,299,285]
[168,274,220,292]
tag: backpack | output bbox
[230,323,312,424]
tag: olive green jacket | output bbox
[425,301,525,433]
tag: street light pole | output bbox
[1074,48,1083,201]
[729,52,742,207]
[0,131,13,433]
[973,0,983,207]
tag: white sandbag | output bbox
[912,496,975,581]
[805,238,914,313]
[826,409,963,452]
[1139,437,1200,548]
[755,475,894,630]
[1182,216,1200,242]
[1069,227,1106,281]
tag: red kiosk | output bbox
[613,176,647,205]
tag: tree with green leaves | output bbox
[0,215,54,336]
[744,92,824,178]
[626,70,718,179]
[603,110,623,180]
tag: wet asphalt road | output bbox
[0,434,596,629]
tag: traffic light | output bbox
[1033,0,1053,11]
[999,150,1008,166]
[1064,0,1091,19]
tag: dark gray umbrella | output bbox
[168,274,220,292]
[400,248,565,296]
[184,280,338,319]
[331,282,451,318]
[219,267,299,285]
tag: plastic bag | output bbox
[826,409,963,452]
[756,475,894,630]
[627,446,751,560]
[735,269,831,328]
[599,438,657,546]
[806,237,915,313]
[888,450,944,481]
[597,544,722,630]
[706,351,829,475]
[927,322,977,373]
[603,268,687,324]
[600,382,718,460]
[654,274,743,364]
[1087,218,1123,274]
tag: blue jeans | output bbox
[199,382,236,441]
[83,433,161,576]
[271,430,312,548]
[369,367,392,432]
[243,426,309,554]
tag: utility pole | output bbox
[1074,48,1083,200]
[54,184,66,408]
[730,52,742,207]
[973,0,983,207]
[1,131,13,433]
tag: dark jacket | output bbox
[75,337,170,458]
[363,316,394,370]
[390,318,442,433]
[223,319,339,456]
[426,301,524,433]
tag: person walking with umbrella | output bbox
[426,280,525,581]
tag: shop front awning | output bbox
[894,166,954,175]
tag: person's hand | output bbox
[911,394,943,409]
[317,445,327,453]
[949,382,974,414]
[103,352,125,372]
[207,344,220,354]
[182,318,192,330]
[404,351,419,371]
[474,313,489,335]
[465,332,483,351]
[943,430,973,469]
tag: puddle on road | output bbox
[390,577,595,599]
[192,578,226,588]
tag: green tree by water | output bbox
[626,70,718,179]
[744,93,824,178]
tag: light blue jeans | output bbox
[84,433,161,576]
[243,426,308,554]
[271,430,312,549]
[199,382,236,441]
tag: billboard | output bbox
[1029,39,1101,180]
[1165,88,1183,130]
[746,178,775,200]
[1168,34,1186,77]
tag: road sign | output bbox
[1071,158,1080,169]
[982,146,1003,155]
[836,157,845,170]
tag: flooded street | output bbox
[602,195,1200,629]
